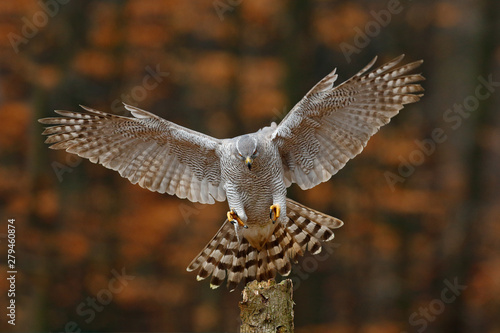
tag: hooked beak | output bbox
[245,156,253,170]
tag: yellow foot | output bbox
[270,204,280,223]
[227,209,248,228]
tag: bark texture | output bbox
[239,279,294,333]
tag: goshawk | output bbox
[39,55,424,290]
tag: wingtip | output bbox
[355,56,379,76]
[389,54,406,66]
[79,105,92,112]
[122,102,139,112]
[367,55,378,68]
[54,109,70,116]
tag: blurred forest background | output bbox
[1,0,499,332]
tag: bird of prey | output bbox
[39,55,424,291]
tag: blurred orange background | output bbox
[1,0,499,332]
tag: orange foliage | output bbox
[88,3,121,48]
[2,0,499,332]
[35,65,61,90]
[56,231,90,263]
[238,57,286,120]
[433,2,462,28]
[193,52,236,89]
[35,189,59,220]
[313,3,368,46]
[0,102,29,150]
[73,49,117,80]
[241,0,286,24]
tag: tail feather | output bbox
[256,247,273,282]
[199,234,229,280]
[268,224,292,276]
[265,236,278,276]
[210,226,239,287]
[187,221,231,273]
[210,263,226,288]
[209,232,238,288]
[287,198,343,235]
[227,238,248,290]
[307,235,322,255]
[220,234,238,270]
[285,217,311,251]
[187,198,344,290]
[243,247,258,284]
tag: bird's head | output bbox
[236,135,259,171]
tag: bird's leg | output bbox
[227,209,248,229]
[270,204,280,223]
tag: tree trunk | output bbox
[239,279,294,333]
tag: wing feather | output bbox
[272,55,424,190]
[39,104,226,204]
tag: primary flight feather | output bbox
[39,55,424,290]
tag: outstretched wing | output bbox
[39,104,226,204]
[272,55,424,189]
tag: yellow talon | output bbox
[270,204,280,223]
[227,209,247,228]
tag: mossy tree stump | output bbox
[239,279,294,333]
